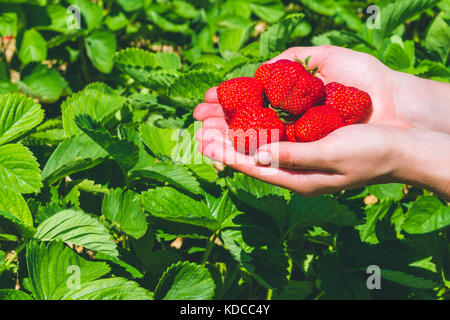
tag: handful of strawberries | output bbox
[217,58,372,154]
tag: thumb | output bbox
[254,141,336,172]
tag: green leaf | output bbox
[381,269,439,289]
[0,143,43,194]
[272,280,314,300]
[287,195,361,230]
[117,0,143,12]
[34,208,118,257]
[369,0,440,45]
[260,13,304,57]
[0,7,18,37]
[18,29,47,65]
[221,214,289,289]
[250,1,285,23]
[26,241,110,300]
[147,11,190,34]
[26,118,64,145]
[141,249,182,289]
[142,187,216,230]
[115,48,158,69]
[383,42,411,71]
[416,60,450,79]
[42,134,108,184]
[166,71,222,110]
[205,191,241,229]
[130,161,201,195]
[102,188,147,239]
[226,173,289,230]
[69,0,102,30]
[0,93,44,145]
[154,52,181,70]
[139,124,178,159]
[219,24,253,57]
[187,164,218,183]
[358,200,393,243]
[61,88,126,137]
[154,261,215,300]
[85,29,117,73]
[0,208,31,235]
[317,254,371,300]
[402,196,450,234]
[114,48,180,89]
[0,289,34,300]
[0,187,33,228]
[425,13,450,63]
[298,0,338,16]
[366,183,404,201]
[59,277,153,300]
[16,64,71,103]
[75,114,139,172]
[227,172,290,199]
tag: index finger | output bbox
[205,87,219,104]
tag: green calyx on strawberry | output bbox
[228,107,285,154]
[324,82,372,125]
[255,59,325,116]
[294,105,346,142]
[217,77,264,123]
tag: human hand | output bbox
[194,46,450,197]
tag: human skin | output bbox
[193,45,450,199]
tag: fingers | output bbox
[193,103,225,121]
[267,45,336,73]
[205,87,219,103]
[196,127,228,144]
[254,141,337,172]
[199,138,346,197]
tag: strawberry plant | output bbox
[0,0,449,301]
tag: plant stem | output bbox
[287,258,293,281]
[201,233,217,264]
[266,288,273,300]
[5,241,27,267]
[78,39,90,83]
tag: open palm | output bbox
[194,46,414,196]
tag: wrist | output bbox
[391,128,450,199]
[392,71,450,134]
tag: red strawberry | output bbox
[228,107,285,154]
[285,124,297,142]
[280,73,325,115]
[294,105,346,142]
[264,59,325,115]
[217,77,264,122]
[324,82,372,125]
[254,63,273,87]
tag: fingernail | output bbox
[255,151,272,166]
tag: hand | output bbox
[194,46,450,198]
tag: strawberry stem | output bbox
[268,104,300,124]
[297,55,319,76]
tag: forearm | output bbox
[392,71,450,134]
[392,128,450,199]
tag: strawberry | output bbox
[280,73,325,115]
[294,105,346,142]
[254,63,273,87]
[285,124,297,142]
[324,82,372,125]
[263,59,325,115]
[217,77,264,122]
[228,107,285,154]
